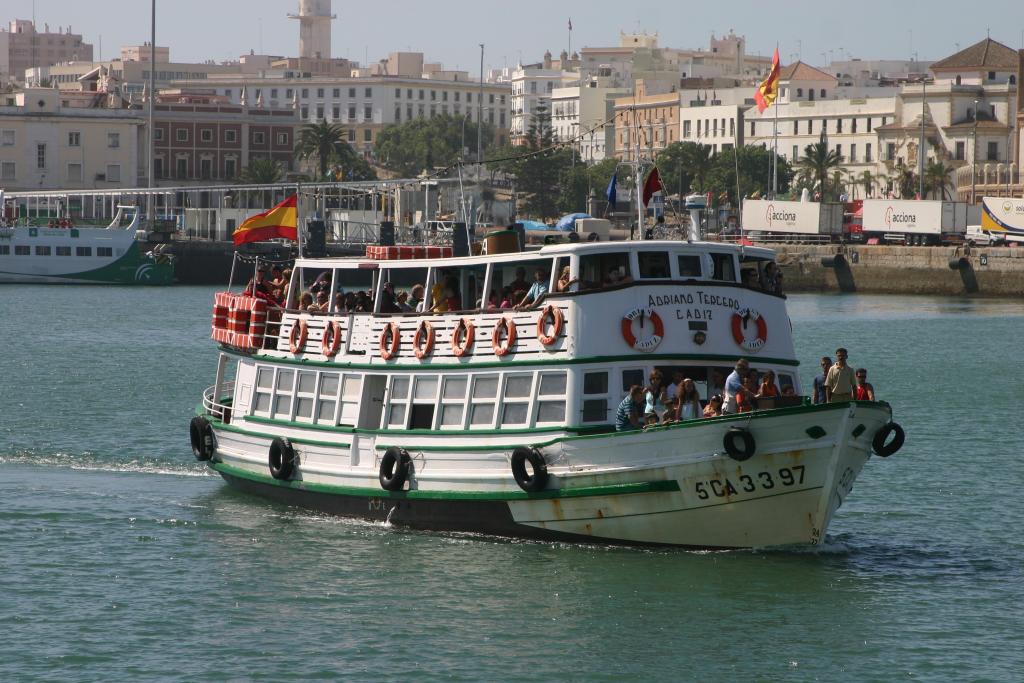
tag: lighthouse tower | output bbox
[289,0,335,60]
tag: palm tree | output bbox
[683,143,714,193]
[924,160,954,200]
[858,170,878,199]
[894,162,917,198]
[294,121,349,180]
[239,158,282,184]
[797,142,842,200]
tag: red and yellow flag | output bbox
[754,48,781,113]
[232,194,298,246]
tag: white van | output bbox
[965,226,1005,246]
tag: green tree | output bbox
[239,158,282,184]
[515,105,575,219]
[375,115,496,177]
[294,121,350,180]
[705,146,792,205]
[329,143,377,182]
[682,142,715,193]
[924,159,954,199]
[857,170,879,199]
[894,162,917,198]
[797,141,843,200]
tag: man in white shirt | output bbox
[722,358,750,414]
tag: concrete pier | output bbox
[774,244,1024,297]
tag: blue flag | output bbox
[606,172,617,209]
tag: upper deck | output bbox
[217,240,796,370]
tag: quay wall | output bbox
[773,244,1024,297]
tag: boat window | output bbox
[253,366,275,415]
[385,266,429,313]
[491,259,554,307]
[677,254,703,278]
[316,373,340,423]
[385,374,438,429]
[386,375,409,427]
[339,374,362,426]
[709,252,737,282]
[778,372,796,396]
[273,369,295,419]
[469,374,500,427]
[536,372,567,424]
[581,371,610,423]
[501,373,534,426]
[552,256,574,293]
[293,371,317,422]
[579,252,630,289]
[637,251,670,279]
[439,376,468,428]
[621,368,645,396]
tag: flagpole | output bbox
[772,43,779,198]
[295,182,304,258]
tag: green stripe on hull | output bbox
[210,461,680,501]
[0,241,173,285]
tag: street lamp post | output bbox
[971,99,979,204]
[919,79,926,199]
[147,0,156,230]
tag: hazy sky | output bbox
[7,0,1024,72]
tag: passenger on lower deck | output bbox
[675,378,702,421]
[615,385,645,431]
[703,395,724,417]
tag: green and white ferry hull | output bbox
[192,240,903,548]
[0,209,174,285]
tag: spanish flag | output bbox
[754,48,780,113]
[232,194,298,246]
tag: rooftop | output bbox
[930,38,1018,71]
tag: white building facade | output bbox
[0,88,142,191]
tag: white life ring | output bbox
[621,308,664,352]
[731,308,768,352]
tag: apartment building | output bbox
[0,20,92,85]
[550,77,631,161]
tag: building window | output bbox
[109,132,121,147]
[749,121,755,136]
[954,141,965,160]
[395,88,401,98]
[348,106,356,120]
[430,90,436,101]
[316,88,324,98]
[67,162,82,182]
[300,106,309,119]
[301,88,309,98]
[68,131,80,147]
[348,87,356,98]
[849,144,857,162]
[796,88,803,97]
[106,164,121,182]
[0,130,14,146]
[866,117,872,132]
[836,119,842,133]
[253,131,265,145]
[807,120,812,134]
[271,89,278,99]
[364,129,372,142]
[365,87,372,98]
[276,132,289,145]
[154,157,164,178]
[200,157,213,179]
[820,89,826,98]
[851,118,858,133]
[395,106,401,122]
[886,143,896,161]
[176,157,188,177]
[987,141,999,160]
[224,129,237,143]
[174,129,187,142]
[224,158,236,178]
[36,143,46,169]
[348,129,355,142]
[865,143,872,162]
[987,71,996,81]
[200,129,213,142]
[154,128,164,142]
[364,105,372,120]
[792,144,799,160]
[316,105,325,119]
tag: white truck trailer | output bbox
[740,200,845,241]
[980,197,1024,243]
[860,200,968,245]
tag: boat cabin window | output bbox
[581,371,610,423]
[637,251,671,279]
[677,254,703,279]
[491,258,552,307]
[709,252,737,282]
[439,376,469,428]
[250,366,361,426]
[383,266,428,313]
[501,373,534,426]
[469,374,500,427]
[621,368,645,396]
[579,252,630,289]
[536,372,568,424]
[552,256,574,293]
[740,255,775,291]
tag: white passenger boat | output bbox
[0,206,174,285]
[190,239,904,548]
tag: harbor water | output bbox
[1,286,1021,681]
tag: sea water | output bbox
[1,286,1022,681]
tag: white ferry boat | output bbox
[190,239,904,548]
[0,206,174,285]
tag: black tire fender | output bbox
[189,416,215,462]
[872,422,905,457]
[511,446,549,492]
[379,447,411,491]
[268,437,297,480]
[723,427,756,461]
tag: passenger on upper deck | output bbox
[763,262,783,295]
[379,283,402,314]
[396,290,413,312]
[742,269,760,289]
[409,284,425,312]
[605,268,632,287]
[515,268,549,310]
[555,265,579,293]
[508,267,529,294]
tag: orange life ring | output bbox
[621,308,665,352]
[413,320,435,360]
[491,317,517,357]
[451,318,475,357]
[288,318,308,354]
[731,308,768,352]
[536,305,563,346]
[379,322,401,360]
[322,320,342,357]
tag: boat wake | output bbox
[0,448,213,478]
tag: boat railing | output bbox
[203,381,235,421]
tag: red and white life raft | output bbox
[365,245,453,260]
[211,292,269,351]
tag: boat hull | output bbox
[205,401,891,548]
